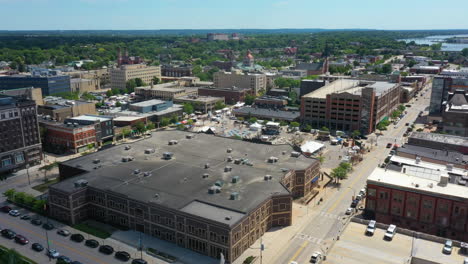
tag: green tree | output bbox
[407,60,417,68]
[115,101,122,107]
[106,90,113,97]
[321,126,329,131]
[3,189,16,201]
[351,130,361,140]
[121,128,131,138]
[214,101,226,110]
[126,79,137,93]
[183,103,194,114]
[146,122,155,130]
[248,117,258,124]
[290,122,300,128]
[331,166,348,184]
[398,105,406,112]
[0,248,24,264]
[152,76,160,85]
[134,78,146,87]
[160,117,171,127]
[462,48,468,57]
[39,162,58,182]
[279,121,288,126]
[381,64,392,74]
[244,94,256,105]
[135,121,147,134]
[14,192,26,204]
[339,162,352,172]
[302,124,312,132]
[23,193,36,207]
[32,199,47,213]
[316,155,325,164]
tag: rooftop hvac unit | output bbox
[215,180,224,187]
[227,156,233,162]
[205,163,210,169]
[124,145,132,150]
[134,169,141,174]
[268,157,279,163]
[231,176,240,183]
[224,166,232,172]
[227,148,233,153]
[168,140,178,145]
[264,175,273,181]
[446,164,453,171]
[74,179,88,188]
[202,173,209,179]
[415,156,421,164]
[291,151,301,158]
[208,185,221,194]
[230,192,239,200]
[186,134,194,139]
[163,152,174,160]
[93,159,100,164]
[144,148,155,154]
[439,173,449,186]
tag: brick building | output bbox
[161,64,193,77]
[301,80,401,135]
[48,131,321,263]
[408,132,468,155]
[198,87,252,105]
[38,97,96,122]
[174,95,225,114]
[366,167,468,241]
[40,120,96,154]
[440,90,468,137]
[0,96,42,174]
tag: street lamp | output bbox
[347,186,356,200]
[25,164,30,185]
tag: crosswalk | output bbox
[294,233,323,244]
[316,211,342,220]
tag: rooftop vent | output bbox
[227,156,233,162]
[264,175,273,181]
[202,173,209,179]
[227,148,232,153]
[143,172,151,177]
[231,176,240,183]
[428,183,433,188]
[74,179,88,188]
[415,156,421,164]
[458,178,467,185]
[230,192,239,200]
[215,180,224,187]
[124,145,132,150]
[122,156,134,162]
[280,168,289,172]
[224,166,232,172]
[163,152,174,160]
[234,159,242,165]
[208,185,221,194]
[93,159,100,164]
[205,163,210,169]
[291,151,301,158]
[225,216,232,221]
[268,157,279,163]
[439,173,449,186]
[145,148,155,154]
[186,134,194,139]
[134,169,141,174]
[168,140,178,145]
[446,164,453,171]
[282,151,287,155]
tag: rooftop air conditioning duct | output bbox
[227,148,232,153]
[446,164,453,171]
[231,176,239,183]
[205,163,210,169]
[224,166,232,172]
[264,175,273,181]
[439,173,449,186]
[202,173,209,179]
[230,192,239,200]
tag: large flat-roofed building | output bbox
[408,132,468,155]
[110,64,161,90]
[365,164,468,241]
[108,100,183,124]
[38,97,96,122]
[39,120,96,154]
[441,90,468,137]
[232,107,300,122]
[0,73,71,96]
[198,87,252,105]
[70,78,100,93]
[135,83,197,101]
[410,65,442,74]
[161,64,193,77]
[213,71,266,95]
[49,131,321,263]
[174,95,225,114]
[0,96,42,174]
[301,79,401,135]
[65,115,114,145]
[0,87,43,106]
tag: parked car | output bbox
[85,239,99,248]
[70,233,85,243]
[384,224,397,240]
[20,215,31,220]
[350,199,359,208]
[405,123,410,126]
[386,143,393,148]
[345,208,354,215]
[443,240,453,254]
[132,259,148,264]
[57,229,70,237]
[359,189,366,196]
[1,205,12,213]
[99,245,114,255]
[31,218,42,226]
[8,210,20,217]
[31,242,44,252]
[1,229,16,239]
[57,256,72,264]
[46,249,60,259]
[115,251,131,261]
[364,220,376,235]
[42,222,54,230]
[356,194,363,201]
[14,235,29,245]
[310,251,322,264]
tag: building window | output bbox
[367,188,376,197]
[2,157,12,167]
[15,153,24,164]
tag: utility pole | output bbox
[260,236,264,264]
[26,164,30,185]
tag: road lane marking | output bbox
[288,240,309,263]
[0,216,110,264]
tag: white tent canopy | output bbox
[249,122,263,131]
[301,141,325,155]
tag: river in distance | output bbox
[399,34,468,51]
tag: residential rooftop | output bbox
[53,131,316,225]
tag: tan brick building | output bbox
[110,64,161,90]
[213,70,267,95]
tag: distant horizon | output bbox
[2,28,468,31]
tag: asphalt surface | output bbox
[272,83,432,264]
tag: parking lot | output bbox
[326,222,467,264]
[0,204,168,264]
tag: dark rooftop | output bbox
[232,107,300,121]
[54,131,315,226]
[409,132,468,147]
[396,145,468,165]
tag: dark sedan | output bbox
[14,235,29,245]
[70,233,85,243]
[99,245,114,255]
[115,251,131,262]
[31,243,44,252]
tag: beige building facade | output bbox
[110,64,161,90]
[213,70,267,95]
[71,78,100,93]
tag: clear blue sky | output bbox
[1,0,467,30]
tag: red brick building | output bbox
[197,87,252,105]
[366,168,468,241]
[40,120,96,153]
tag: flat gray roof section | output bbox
[410,132,468,147]
[180,201,246,226]
[302,79,398,98]
[232,107,300,121]
[55,131,316,225]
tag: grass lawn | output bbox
[0,245,37,264]
[73,222,111,239]
[32,178,59,192]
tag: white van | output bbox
[366,220,376,236]
[384,224,397,240]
